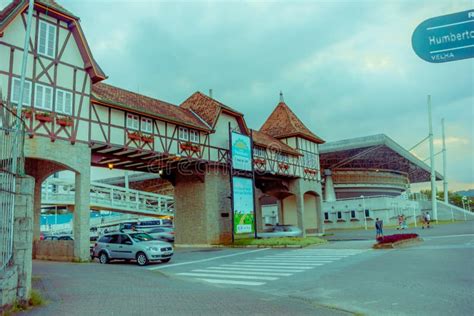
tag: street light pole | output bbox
[361,195,367,230]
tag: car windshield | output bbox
[129,233,154,242]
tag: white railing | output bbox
[41,178,174,216]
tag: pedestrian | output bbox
[402,214,408,229]
[397,214,403,230]
[425,212,431,229]
[375,217,384,239]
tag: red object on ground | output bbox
[376,233,418,244]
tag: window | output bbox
[303,152,317,168]
[11,78,31,106]
[34,84,53,110]
[178,127,189,140]
[120,235,132,244]
[324,212,329,220]
[254,147,266,157]
[189,130,199,143]
[364,209,370,218]
[337,211,342,219]
[351,210,356,218]
[278,153,289,162]
[55,89,72,114]
[141,117,153,133]
[126,114,139,130]
[38,21,56,58]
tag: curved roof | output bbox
[260,101,325,144]
[319,134,443,183]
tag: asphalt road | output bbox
[23,221,474,316]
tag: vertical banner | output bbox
[232,176,254,234]
[231,131,252,171]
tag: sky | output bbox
[58,0,473,191]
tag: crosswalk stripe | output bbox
[177,273,278,281]
[244,259,334,264]
[195,278,266,286]
[225,264,315,269]
[267,255,347,258]
[242,260,330,265]
[192,269,293,276]
[208,266,306,273]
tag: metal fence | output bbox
[0,99,25,271]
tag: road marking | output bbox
[195,278,266,286]
[425,234,474,240]
[192,269,293,276]
[176,273,278,281]
[210,266,306,272]
[242,260,330,265]
[244,259,334,264]
[264,256,344,260]
[147,248,270,270]
[226,264,317,269]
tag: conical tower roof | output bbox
[260,96,324,144]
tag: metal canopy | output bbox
[319,134,443,183]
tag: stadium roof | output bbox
[319,134,443,183]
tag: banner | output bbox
[232,176,254,234]
[231,131,252,171]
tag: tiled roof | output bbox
[180,91,245,128]
[37,0,77,18]
[260,101,325,144]
[92,83,210,131]
[252,129,300,156]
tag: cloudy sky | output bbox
[61,0,473,191]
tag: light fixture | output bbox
[158,170,163,176]
[107,163,114,170]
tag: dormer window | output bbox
[141,117,153,133]
[126,114,139,130]
[189,130,199,143]
[38,21,56,58]
[178,127,189,141]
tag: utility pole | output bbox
[441,118,448,204]
[428,95,438,222]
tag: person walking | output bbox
[422,212,431,229]
[375,217,384,239]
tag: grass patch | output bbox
[233,236,327,247]
[29,289,45,306]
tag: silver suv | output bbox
[93,232,173,266]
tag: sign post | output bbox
[412,10,474,63]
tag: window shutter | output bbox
[35,85,43,108]
[57,90,64,113]
[47,24,55,57]
[65,93,72,114]
[24,82,31,105]
[39,22,47,55]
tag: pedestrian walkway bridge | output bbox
[41,178,174,217]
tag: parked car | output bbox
[43,235,74,241]
[92,232,173,266]
[258,225,302,238]
[147,227,175,242]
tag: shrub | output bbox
[376,233,418,244]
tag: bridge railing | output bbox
[42,178,174,216]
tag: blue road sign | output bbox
[412,10,474,63]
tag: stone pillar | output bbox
[315,195,324,234]
[13,176,34,303]
[33,180,41,242]
[295,192,306,237]
[324,169,336,202]
[73,170,90,261]
[174,167,232,246]
[277,199,283,224]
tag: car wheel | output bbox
[99,252,109,264]
[136,252,148,266]
[161,258,171,263]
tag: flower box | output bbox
[336,219,346,223]
[180,142,200,153]
[324,220,333,223]
[350,218,360,222]
[141,135,154,143]
[253,158,266,166]
[128,132,142,141]
[35,112,52,123]
[304,168,317,175]
[15,108,33,119]
[56,116,73,127]
[278,163,289,170]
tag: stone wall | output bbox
[0,176,34,310]
[33,241,75,262]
